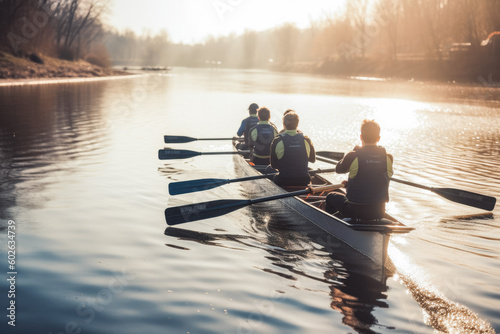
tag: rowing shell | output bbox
[232,141,413,267]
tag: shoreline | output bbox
[0,72,141,87]
[0,51,133,86]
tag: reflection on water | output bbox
[0,68,499,333]
[0,83,109,219]
[165,201,394,334]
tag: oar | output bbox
[159,149,248,160]
[169,167,338,195]
[316,151,345,161]
[165,184,344,225]
[315,153,497,211]
[164,135,241,144]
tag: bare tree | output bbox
[374,0,402,60]
[346,0,371,58]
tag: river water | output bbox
[0,68,499,333]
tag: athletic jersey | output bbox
[248,121,278,159]
[237,115,259,146]
[336,146,393,204]
[270,130,315,178]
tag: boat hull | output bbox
[232,145,412,267]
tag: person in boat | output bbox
[248,107,278,165]
[236,103,259,150]
[325,119,393,221]
[279,109,302,134]
[270,112,316,186]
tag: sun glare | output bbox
[362,98,425,132]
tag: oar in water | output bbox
[158,149,249,160]
[164,135,242,144]
[169,167,338,195]
[165,183,344,225]
[315,153,497,211]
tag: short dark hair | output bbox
[257,107,270,121]
[283,112,299,130]
[283,109,295,116]
[360,119,380,143]
[248,103,259,114]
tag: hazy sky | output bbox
[108,0,347,44]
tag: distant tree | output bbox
[346,0,371,58]
[241,30,257,68]
[374,0,402,60]
[272,23,299,65]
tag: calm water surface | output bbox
[0,68,499,333]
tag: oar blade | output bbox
[164,135,196,143]
[433,188,496,211]
[169,178,229,195]
[158,149,200,160]
[165,199,250,225]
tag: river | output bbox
[0,68,499,333]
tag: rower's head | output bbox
[248,103,259,115]
[283,112,299,130]
[257,107,271,121]
[360,119,381,145]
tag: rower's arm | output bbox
[336,151,357,174]
[237,119,246,137]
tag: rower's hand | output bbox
[341,180,348,187]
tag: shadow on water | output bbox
[164,200,395,334]
[0,83,107,221]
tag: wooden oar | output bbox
[159,149,248,160]
[169,167,337,195]
[165,184,343,225]
[315,153,497,211]
[164,135,242,144]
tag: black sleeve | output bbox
[304,136,315,163]
[270,137,280,169]
[335,151,357,174]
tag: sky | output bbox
[107,0,347,44]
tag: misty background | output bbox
[1,0,500,81]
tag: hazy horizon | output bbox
[107,0,347,44]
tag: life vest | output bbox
[275,133,309,178]
[250,123,277,158]
[346,146,390,204]
[243,115,259,146]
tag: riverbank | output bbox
[272,57,500,85]
[0,51,128,80]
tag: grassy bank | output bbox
[0,52,128,80]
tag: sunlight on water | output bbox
[0,68,499,333]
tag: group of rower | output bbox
[237,103,392,221]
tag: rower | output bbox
[279,109,302,134]
[270,112,316,186]
[325,119,393,221]
[248,107,278,165]
[236,103,259,150]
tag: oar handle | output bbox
[310,184,344,194]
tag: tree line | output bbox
[1,0,499,79]
[105,0,500,79]
[0,0,109,65]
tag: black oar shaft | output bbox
[158,149,246,160]
[165,183,343,225]
[168,167,338,195]
[164,135,238,143]
[317,153,496,211]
